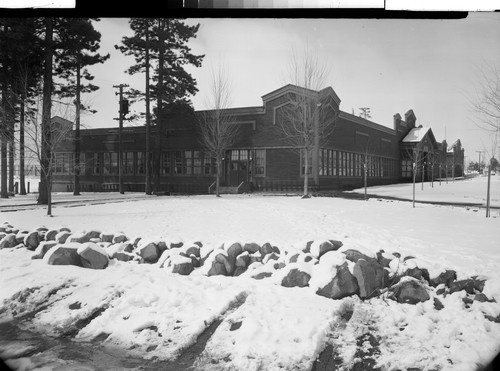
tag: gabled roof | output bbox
[261,84,341,106]
[401,126,437,144]
[448,139,462,151]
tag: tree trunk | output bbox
[38,17,53,206]
[0,87,7,198]
[19,97,26,195]
[364,164,367,200]
[303,148,309,198]
[486,161,491,218]
[73,55,81,195]
[412,163,416,208]
[8,112,14,195]
[216,156,221,197]
[145,24,151,195]
[154,19,165,194]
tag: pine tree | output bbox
[55,18,109,196]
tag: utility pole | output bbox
[113,84,129,195]
[476,150,483,174]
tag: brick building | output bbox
[50,84,464,193]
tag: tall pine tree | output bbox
[55,18,109,196]
[116,18,203,194]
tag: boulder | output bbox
[260,242,274,256]
[226,243,243,261]
[281,268,311,288]
[235,251,250,268]
[112,251,135,262]
[272,245,281,255]
[433,297,444,310]
[243,242,260,254]
[59,227,71,233]
[15,232,29,245]
[24,231,40,251]
[253,272,273,280]
[47,245,83,267]
[31,241,57,259]
[100,233,114,243]
[170,241,184,249]
[303,241,313,253]
[343,249,374,264]
[83,230,101,242]
[262,253,279,264]
[112,233,128,244]
[313,240,343,259]
[403,267,430,283]
[138,242,159,264]
[44,229,59,241]
[288,253,300,263]
[472,277,486,292]
[170,255,194,275]
[215,253,234,275]
[184,244,200,258]
[316,262,359,300]
[55,231,71,244]
[449,279,476,295]
[430,270,457,288]
[77,243,109,269]
[376,251,392,268]
[274,262,286,270]
[353,258,388,299]
[207,260,227,277]
[0,234,17,248]
[390,277,430,304]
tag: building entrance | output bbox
[226,149,250,186]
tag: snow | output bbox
[1,175,500,370]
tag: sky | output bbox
[80,14,500,165]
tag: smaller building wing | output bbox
[401,126,430,143]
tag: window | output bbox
[174,151,183,174]
[136,152,145,175]
[204,152,214,175]
[332,151,337,176]
[92,153,100,175]
[161,152,171,175]
[184,150,193,174]
[124,152,134,174]
[401,159,412,177]
[193,151,202,174]
[103,152,118,174]
[254,149,265,176]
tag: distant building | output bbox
[50,84,464,193]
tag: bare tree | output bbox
[197,64,240,197]
[356,139,376,201]
[402,144,425,208]
[359,107,372,120]
[277,45,337,198]
[470,63,500,133]
[482,131,499,217]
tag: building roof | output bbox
[401,126,431,143]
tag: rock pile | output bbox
[0,222,494,308]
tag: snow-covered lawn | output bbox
[1,180,500,370]
[350,174,500,207]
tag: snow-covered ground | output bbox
[1,176,500,371]
[350,174,500,207]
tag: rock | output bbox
[353,258,388,299]
[138,242,159,264]
[404,267,430,283]
[227,243,243,260]
[252,271,273,280]
[170,242,184,249]
[112,233,128,244]
[112,252,135,262]
[274,262,286,270]
[260,242,274,256]
[403,255,416,261]
[69,233,86,244]
[272,245,281,255]
[184,244,200,258]
[44,229,59,241]
[15,232,28,245]
[83,230,101,242]
[55,231,71,244]
[235,252,250,268]
[243,242,260,254]
[376,251,392,268]
[472,277,486,292]
[449,279,476,295]
[23,231,41,251]
[392,252,401,259]
[303,241,313,253]
[313,240,343,259]
[430,270,457,288]
[262,253,279,264]
[474,293,491,303]
[433,297,444,310]
[281,268,311,288]
[59,227,71,233]
[100,233,114,243]
[31,241,57,259]
[170,256,194,275]
[215,253,234,275]
[317,262,359,300]
[77,243,109,269]
[0,234,17,248]
[289,253,300,263]
[343,249,374,264]
[208,260,227,277]
[391,277,430,304]
[47,245,83,267]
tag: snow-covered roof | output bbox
[401,127,431,143]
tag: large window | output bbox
[103,152,118,175]
[174,151,183,175]
[254,149,265,176]
[136,152,145,175]
[401,159,412,178]
[92,153,101,175]
[124,152,134,174]
[161,152,171,175]
[204,152,215,175]
[53,152,73,174]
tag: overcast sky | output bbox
[83,14,500,163]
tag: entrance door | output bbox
[227,150,250,186]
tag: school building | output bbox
[50,84,464,193]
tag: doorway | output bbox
[226,150,250,186]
